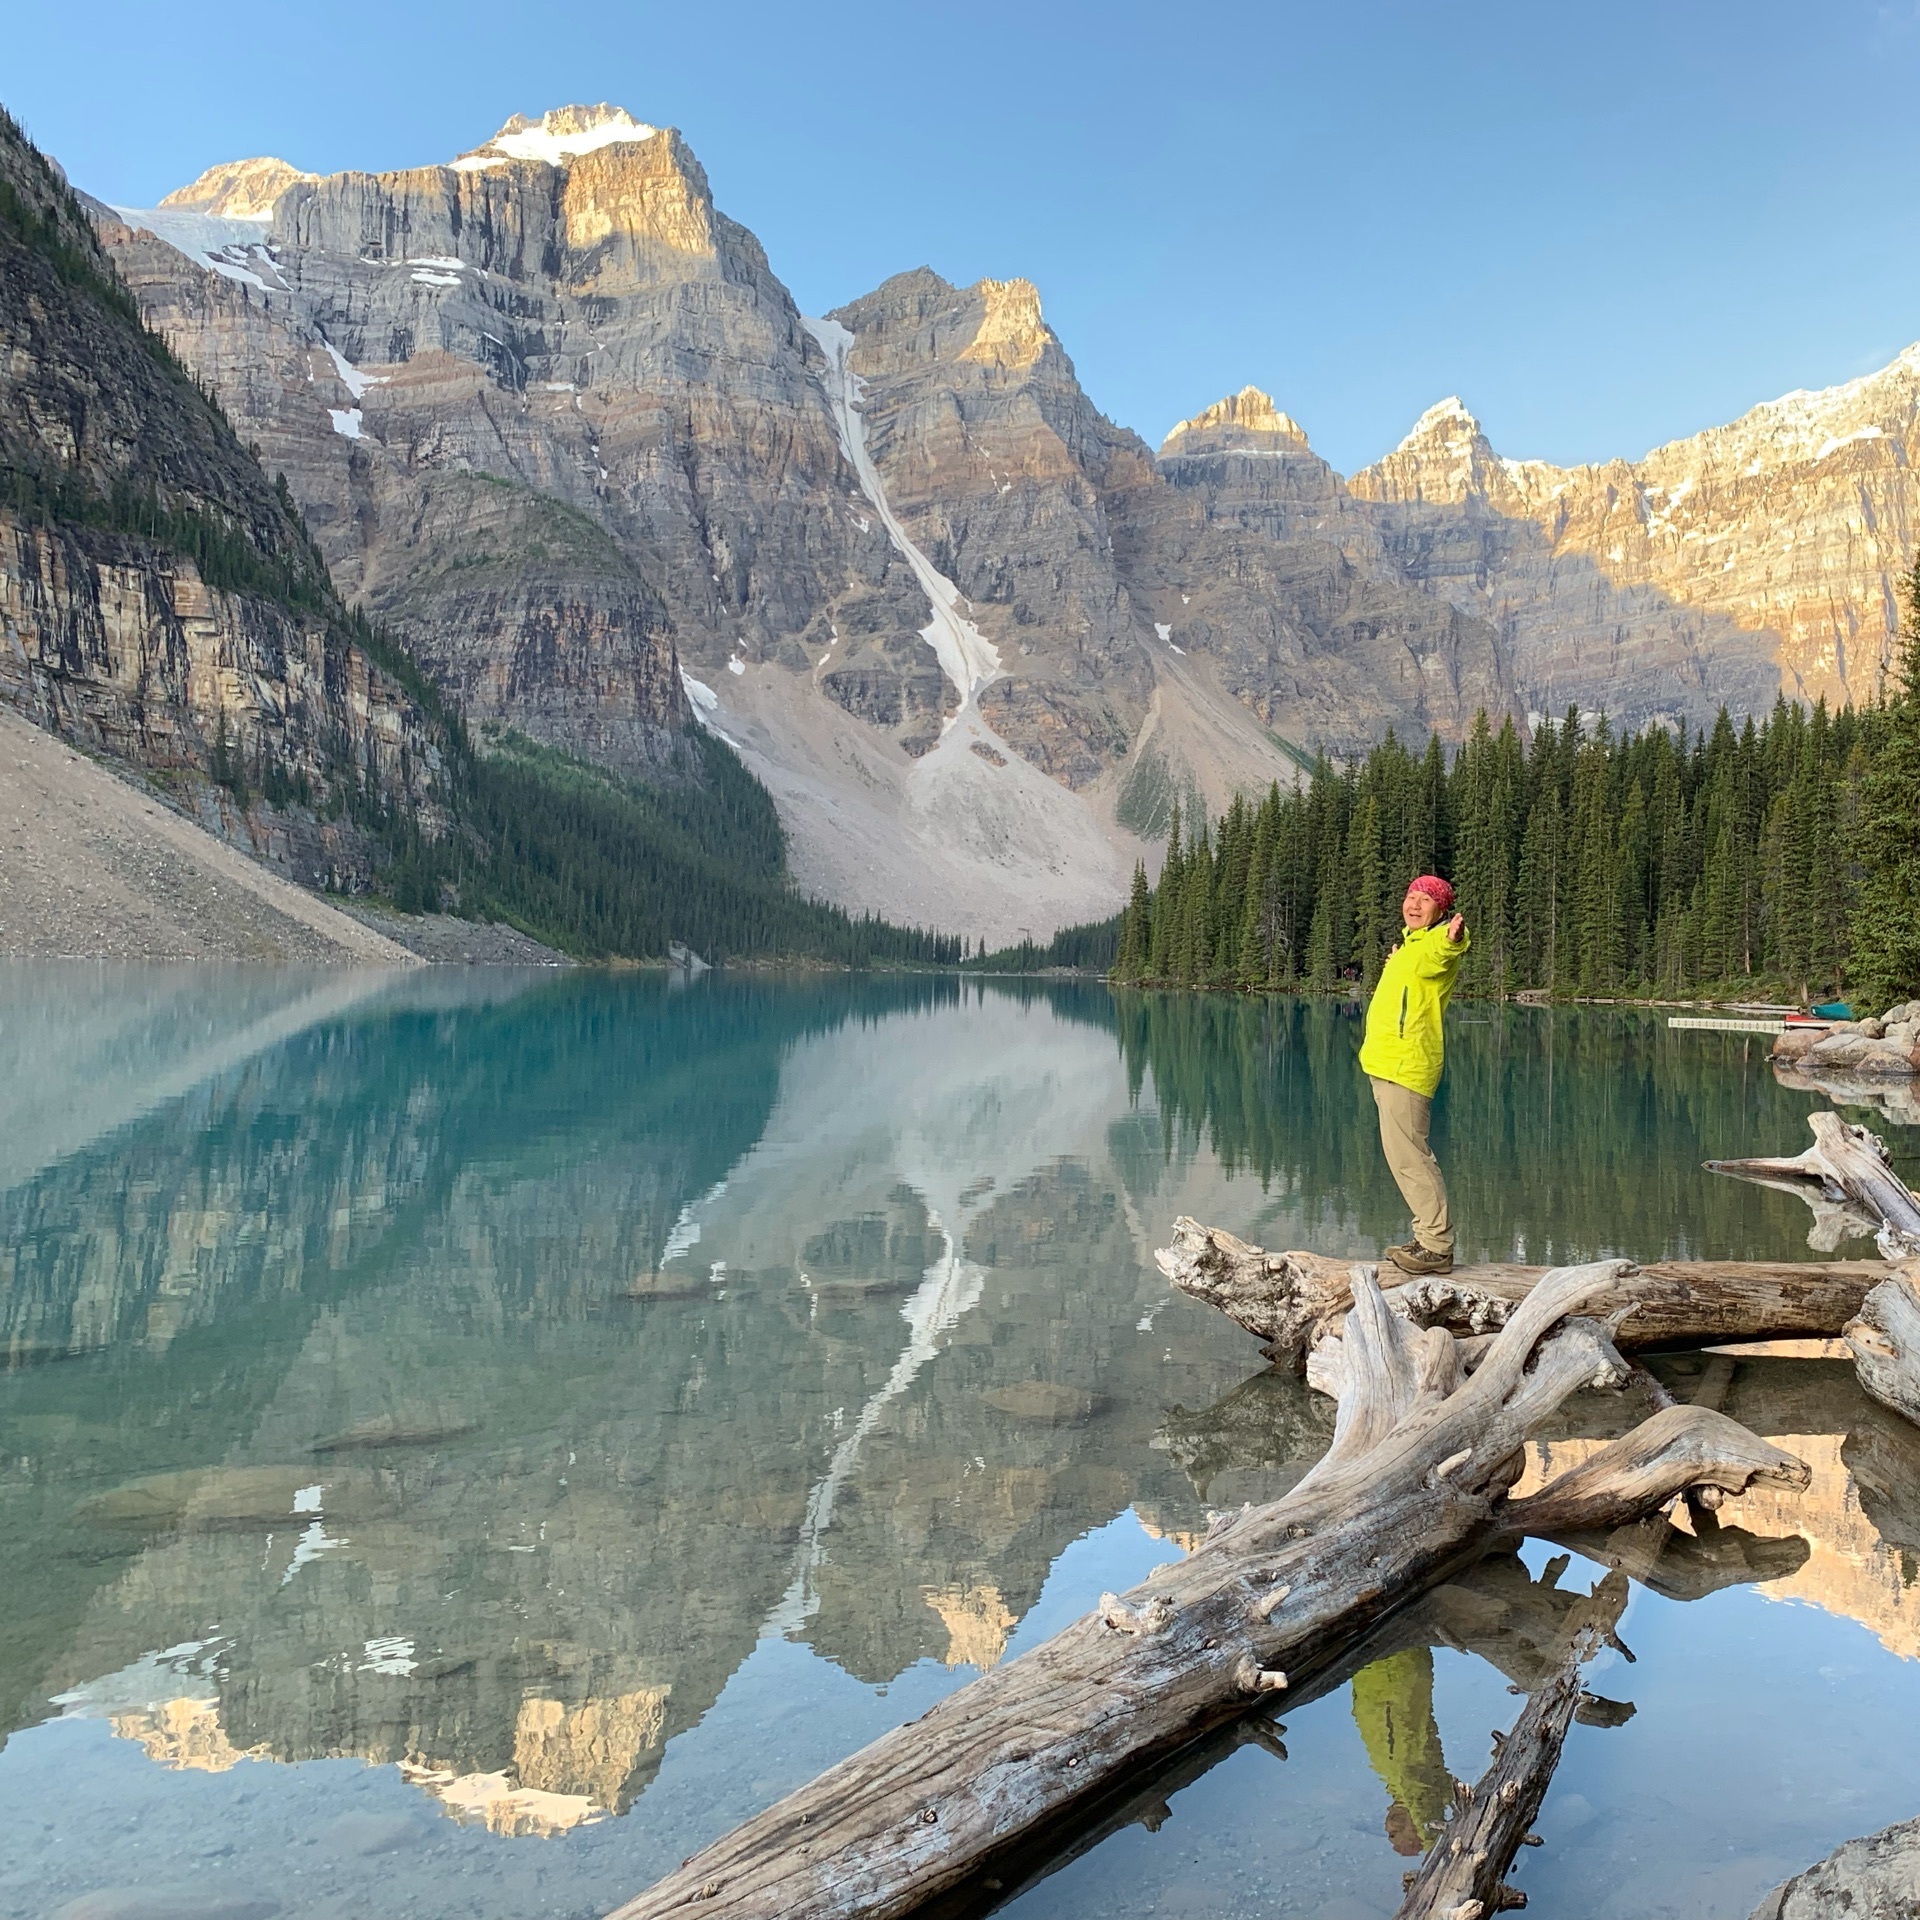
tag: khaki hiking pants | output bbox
[1369,1075,1453,1255]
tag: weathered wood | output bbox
[1844,1262,1920,1429]
[609,1264,1806,1920]
[1709,1114,1920,1429]
[1531,1354,1813,1603]
[1395,1573,1628,1920]
[1155,1218,1886,1364]
[1707,1109,1920,1260]
[1496,1406,1806,1538]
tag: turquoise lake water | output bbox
[1,968,1917,1919]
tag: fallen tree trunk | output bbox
[1844,1262,1920,1429]
[930,1555,1601,1920]
[1155,1219,1885,1365]
[609,1264,1806,1920]
[1708,1113,1920,1430]
[1396,1572,1628,1920]
[1707,1109,1920,1260]
[1401,1360,1748,1920]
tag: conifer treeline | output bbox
[1114,573,1920,1009]
[449,730,967,967]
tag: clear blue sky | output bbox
[11,0,1920,474]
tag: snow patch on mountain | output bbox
[451,105,660,173]
[803,316,1003,706]
[112,206,284,291]
[322,344,371,399]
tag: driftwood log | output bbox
[1156,1220,1886,1366]
[1844,1263,1920,1429]
[1706,1109,1920,1260]
[1398,1345,1761,1920]
[941,1553,1632,1920]
[609,1264,1806,1920]
[1708,1112,1920,1430]
[1396,1570,1629,1920]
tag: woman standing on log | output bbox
[1360,875,1469,1276]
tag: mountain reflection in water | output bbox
[1,972,1917,1920]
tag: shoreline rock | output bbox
[1773,1002,1920,1079]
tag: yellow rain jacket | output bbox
[1358,922,1470,1099]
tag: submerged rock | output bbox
[308,1413,480,1453]
[983,1381,1107,1425]
[73,1465,377,1528]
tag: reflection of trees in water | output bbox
[1111,992,1877,1262]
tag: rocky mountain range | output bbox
[81,102,1920,938]
[0,107,446,894]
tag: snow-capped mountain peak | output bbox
[450,105,660,174]
[1161,386,1312,456]
[1399,395,1485,448]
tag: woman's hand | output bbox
[1446,913,1466,943]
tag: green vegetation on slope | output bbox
[435,730,963,966]
[1114,565,1920,1008]
[0,462,333,617]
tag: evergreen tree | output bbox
[1851,562,1920,1007]
[1116,862,1152,979]
[1348,792,1390,986]
[1513,780,1563,991]
[1107,578,1920,1005]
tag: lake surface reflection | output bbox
[1,970,1917,1920]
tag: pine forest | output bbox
[1113,568,1920,1010]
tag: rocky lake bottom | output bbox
[0,969,1916,1920]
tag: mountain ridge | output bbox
[89,100,1920,936]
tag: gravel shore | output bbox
[0,709,527,966]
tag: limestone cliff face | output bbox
[830,276,1517,798]
[160,156,319,218]
[96,99,1920,934]
[104,107,934,773]
[1351,360,1920,722]
[828,269,1156,786]
[85,109,1514,933]
[0,112,445,883]
[0,518,444,878]
[1133,387,1514,757]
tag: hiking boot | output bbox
[1381,1238,1421,1265]
[1387,1241,1454,1277]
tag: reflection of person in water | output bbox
[1350,1647,1455,1856]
